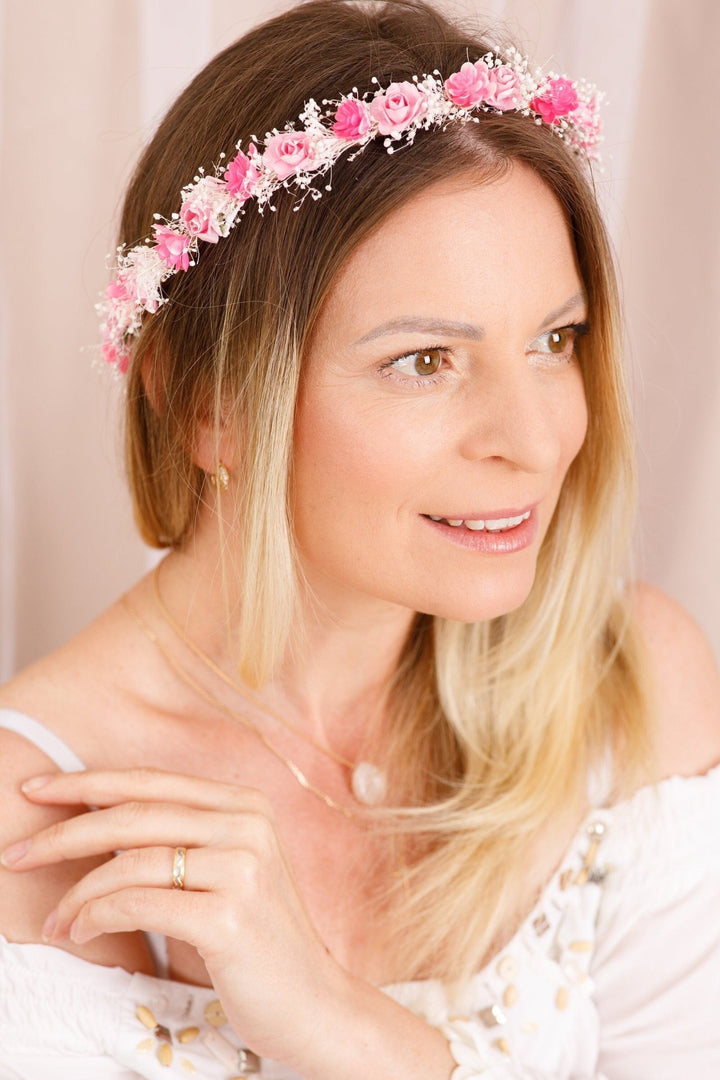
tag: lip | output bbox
[421,506,538,553]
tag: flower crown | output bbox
[99,48,602,373]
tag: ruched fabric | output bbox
[0,709,718,1079]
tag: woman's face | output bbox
[292,163,588,622]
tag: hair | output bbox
[120,0,654,981]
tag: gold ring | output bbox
[171,847,187,890]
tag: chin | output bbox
[415,566,537,624]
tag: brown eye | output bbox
[548,328,572,354]
[412,348,443,375]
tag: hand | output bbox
[1,768,349,1072]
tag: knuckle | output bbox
[42,818,70,853]
[116,847,148,877]
[234,849,263,891]
[127,767,160,789]
[241,786,275,819]
[119,888,149,918]
[115,800,146,826]
[246,812,276,855]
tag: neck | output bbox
[153,543,416,756]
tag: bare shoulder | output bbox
[0,727,154,973]
[630,581,720,779]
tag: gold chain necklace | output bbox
[151,566,388,807]
[122,595,359,819]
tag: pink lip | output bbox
[421,507,538,553]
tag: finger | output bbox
[20,767,272,816]
[1,800,267,870]
[66,885,217,947]
[45,845,230,941]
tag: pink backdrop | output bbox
[1,0,718,678]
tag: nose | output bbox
[456,361,565,474]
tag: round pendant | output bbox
[351,761,387,806]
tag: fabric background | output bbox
[0,0,718,679]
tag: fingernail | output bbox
[41,909,59,942]
[69,919,91,944]
[21,775,54,793]
[1,839,30,867]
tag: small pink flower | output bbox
[263,131,316,180]
[369,81,428,136]
[180,176,238,243]
[332,98,372,140]
[153,225,191,271]
[102,341,117,366]
[106,279,128,301]
[484,65,522,111]
[180,202,215,241]
[530,77,579,124]
[223,146,260,201]
[102,340,129,373]
[444,60,491,108]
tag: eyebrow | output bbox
[536,290,588,332]
[352,290,588,347]
[353,316,486,346]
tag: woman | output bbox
[0,0,718,1076]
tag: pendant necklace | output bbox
[123,572,388,810]
[151,568,387,807]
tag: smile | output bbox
[427,511,532,532]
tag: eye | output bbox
[528,322,588,364]
[389,347,445,377]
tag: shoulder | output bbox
[0,727,154,973]
[629,581,720,780]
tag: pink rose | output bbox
[180,176,239,243]
[484,65,522,111]
[263,131,316,180]
[332,98,372,140]
[369,81,428,136]
[530,77,579,124]
[153,224,191,271]
[180,202,214,241]
[106,277,129,301]
[223,145,260,200]
[444,60,491,108]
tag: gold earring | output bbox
[209,463,230,491]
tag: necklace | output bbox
[151,567,388,807]
[122,595,360,819]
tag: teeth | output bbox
[430,511,531,531]
[485,514,525,531]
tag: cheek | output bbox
[556,367,588,476]
[292,390,441,524]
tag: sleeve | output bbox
[590,767,720,1080]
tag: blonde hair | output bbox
[121,0,654,980]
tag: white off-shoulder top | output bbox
[0,708,718,1080]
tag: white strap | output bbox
[0,709,85,773]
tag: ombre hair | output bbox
[121,0,653,980]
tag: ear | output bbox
[193,414,239,474]
[140,351,239,474]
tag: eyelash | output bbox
[378,322,589,389]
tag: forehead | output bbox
[315,163,583,339]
